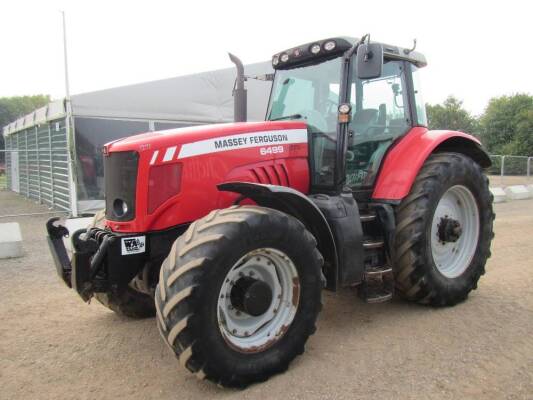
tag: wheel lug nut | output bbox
[244,331,249,336]
[232,329,237,334]
[249,271,255,276]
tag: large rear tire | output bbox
[394,152,494,306]
[155,206,323,387]
[89,210,156,318]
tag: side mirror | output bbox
[356,43,383,79]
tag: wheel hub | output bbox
[437,216,462,243]
[217,248,300,353]
[430,185,480,278]
[230,276,273,317]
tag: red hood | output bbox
[105,121,307,154]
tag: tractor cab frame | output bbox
[266,37,428,196]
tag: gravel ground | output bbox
[0,190,532,400]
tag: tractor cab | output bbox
[266,37,428,193]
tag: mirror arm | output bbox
[344,34,369,60]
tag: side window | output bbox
[411,65,428,126]
[346,61,410,188]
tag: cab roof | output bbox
[272,36,427,70]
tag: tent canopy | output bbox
[3,61,273,137]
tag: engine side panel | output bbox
[105,122,310,233]
[372,127,487,201]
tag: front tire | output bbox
[155,206,323,387]
[394,152,495,306]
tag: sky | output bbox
[0,0,532,116]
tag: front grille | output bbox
[104,151,138,221]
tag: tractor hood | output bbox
[104,121,308,158]
[102,120,310,233]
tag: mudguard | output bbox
[218,182,339,290]
[372,127,491,202]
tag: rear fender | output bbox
[372,127,491,202]
[218,182,338,290]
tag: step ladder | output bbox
[358,211,394,303]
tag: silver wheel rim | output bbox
[217,248,300,353]
[431,185,480,278]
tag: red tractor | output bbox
[47,36,494,387]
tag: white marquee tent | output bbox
[2,61,273,215]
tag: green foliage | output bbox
[479,93,533,156]
[0,95,50,162]
[426,93,533,157]
[0,94,51,129]
[426,96,479,135]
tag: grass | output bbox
[0,174,6,190]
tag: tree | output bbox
[426,96,479,135]
[479,93,533,156]
[0,94,50,163]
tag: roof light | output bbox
[310,44,321,54]
[280,53,289,62]
[324,40,336,51]
[272,56,279,66]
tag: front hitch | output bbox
[46,217,101,301]
[46,217,73,288]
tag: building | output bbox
[2,62,272,215]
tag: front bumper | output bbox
[46,217,148,301]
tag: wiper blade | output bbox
[269,114,302,121]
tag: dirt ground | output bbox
[0,190,532,400]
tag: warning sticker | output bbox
[121,236,146,255]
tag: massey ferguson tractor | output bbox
[47,35,494,387]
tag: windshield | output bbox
[267,57,341,130]
[267,57,343,186]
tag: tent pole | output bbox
[62,11,79,217]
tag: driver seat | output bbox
[349,108,378,146]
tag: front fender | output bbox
[218,182,338,290]
[372,127,491,202]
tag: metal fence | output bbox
[1,118,71,211]
[488,155,533,186]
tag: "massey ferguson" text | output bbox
[214,134,289,150]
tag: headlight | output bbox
[272,56,279,66]
[324,40,336,51]
[310,44,321,54]
[280,53,289,62]
[113,198,128,217]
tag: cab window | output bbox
[267,57,342,187]
[346,60,410,188]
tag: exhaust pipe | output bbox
[228,53,247,122]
